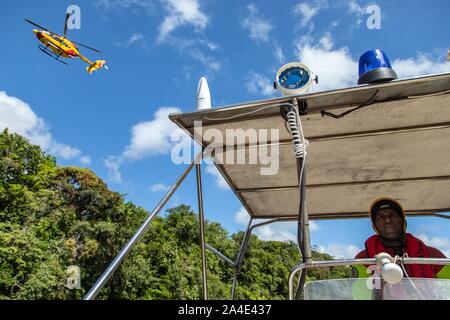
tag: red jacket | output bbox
[355,233,446,278]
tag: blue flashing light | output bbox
[358,49,397,85]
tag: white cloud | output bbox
[104,156,123,183]
[97,0,217,76]
[253,220,320,242]
[242,3,274,43]
[234,207,251,226]
[294,3,319,26]
[94,0,157,20]
[159,39,223,79]
[158,0,209,43]
[95,0,209,44]
[416,224,440,235]
[274,44,285,64]
[255,223,298,242]
[246,71,275,97]
[105,107,181,182]
[115,32,146,48]
[417,234,450,257]
[293,0,328,29]
[48,143,81,160]
[317,243,361,259]
[205,164,229,190]
[123,107,181,160]
[94,0,153,10]
[97,0,210,45]
[0,91,89,163]
[318,32,333,50]
[158,16,181,42]
[150,183,170,192]
[95,0,155,11]
[188,48,222,74]
[198,39,219,51]
[347,0,365,15]
[79,155,92,165]
[295,33,358,91]
[346,0,366,26]
[310,221,320,232]
[392,54,450,79]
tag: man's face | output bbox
[374,208,403,239]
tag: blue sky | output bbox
[1,0,450,259]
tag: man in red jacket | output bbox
[352,197,449,279]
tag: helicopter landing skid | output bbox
[38,45,68,65]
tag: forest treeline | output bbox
[0,129,350,299]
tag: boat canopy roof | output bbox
[170,72,450,220]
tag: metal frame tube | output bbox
[230,217,253,300]
[225,211,450,220]
[299,163,312,262]
[230,274,238,300]
[205,243,236,269]
[288,258,450,300]
[196,162,208,300]
[235,218,254,271]
[429,212,450,220]
[294,154,312,300]
[83,153,202,300]
[250,218,291,230]
[295,163,305,299]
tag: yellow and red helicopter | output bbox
[25,13,108,74]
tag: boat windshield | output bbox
[304,278,450,300]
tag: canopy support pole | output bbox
[196,161,208,300]
[429,212,450,220]
[230,217,253,300]
[83,152,203,300]
[295,161,312,300]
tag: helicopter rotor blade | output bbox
[72,41,102,53]
[25,19,51,32]
[63,12,71,38]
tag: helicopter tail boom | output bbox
[87,60,108,74]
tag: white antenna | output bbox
[196,77,211,110]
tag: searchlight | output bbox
[274,62,317,96]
